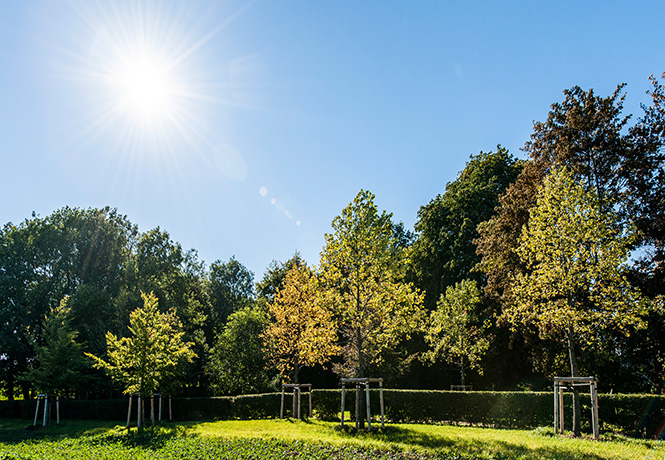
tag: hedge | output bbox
[1,390,663,438]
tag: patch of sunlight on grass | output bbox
[186,419,665,460]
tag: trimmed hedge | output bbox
[2,390,663,438]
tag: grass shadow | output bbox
[0,419,193,450]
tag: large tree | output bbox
[504,167,644,436]
[319,190,425,380]
[263,263,338,383]
[411,147,521,309]
[0,207,136,399]
[477,85,633,304]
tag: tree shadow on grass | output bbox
[0,420,193,450]
[332,425,625,460]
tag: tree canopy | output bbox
[319,190,425,379]
[263,263,338,383]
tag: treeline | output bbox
[1,74,664,401]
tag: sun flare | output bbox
[109,51,177,127]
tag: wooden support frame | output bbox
[340,378,384,430]
[33,394,60,426]
[553,376,599,440]
[280,383,312,420]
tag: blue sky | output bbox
[1,1,664,279]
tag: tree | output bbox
[263,263,338,383]
[0,207,136,399]
[504,167,644,436]
[87,292,196,426]
[206,257,255,328]
[477,85,634,304]
[411,148,522,308]
[319,190,425,379]
[25,297,89,398]
[626,72,665,297]
[255,252,305,304]
[424,280,490,387]
[207,307,273,395]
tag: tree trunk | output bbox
[459,357,466,387]
[357,326,367,429]
[567,328,581,437]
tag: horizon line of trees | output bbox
[2,74,664,422]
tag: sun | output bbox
[109,49,178,127]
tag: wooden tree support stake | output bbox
[280,383,312,420]
[340,378,384,430]
[553,376,599,440]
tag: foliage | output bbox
[255,252,305,304]
[263,263,339,383]
[505,167,645,436]
[0,207,136,399]
[87,291,196,397]
[411,147,522,308]
[505,168,644,357]
[319,190,425,379]
[424,280,490,386]
[24,297,90,397]
[207,307,273,395]
[206,257,255,328]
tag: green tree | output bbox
[411,147,522,308]
[0,207,136,399]
[263,263,338,383]
[255,252,305,304]
[424,280,490,387]
[504,167,644,436]
[206,257,255,329]
[207,307,273,395]
[87,292,196,425]
[319,190,425,379]
[25,297,89,398]
[477,85,633,304]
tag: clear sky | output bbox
[1,1,664,279]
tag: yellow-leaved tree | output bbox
[263,262,338,383]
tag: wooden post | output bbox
[169,395,172,422]
[296,387,301,420]
[56,396,60,425]
[43,396,49,427]
[150,394,155,427]
[33,396,41,426]
[559,385,565,434]
[137,394,142,429]
[379,381,384,428]
[280,386,285,419]
[591,380,599,440]
[158,394,163,422]
[365,383,371,431]
[127,395,133,429]
[340,384,345,427]
[553,381,559,433]
[355,384,360,430]
[308,386,312,418]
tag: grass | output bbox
[1,418,663,460]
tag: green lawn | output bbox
[1,418,663,460]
